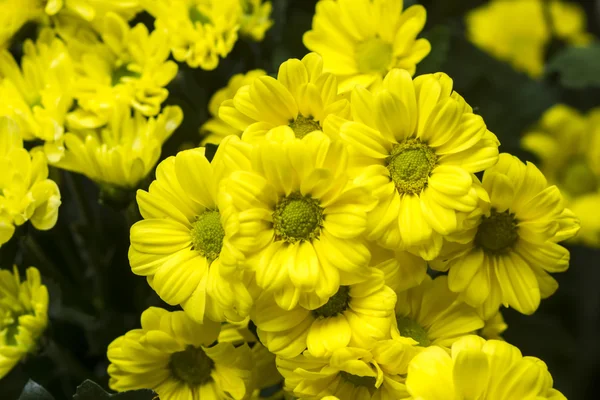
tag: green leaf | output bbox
[73,380,157,400]
[546,44,600,89]
[18,380,55,400]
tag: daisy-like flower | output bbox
[54,102,182,191]
[130,138,254,323]
[200,69,266,145]
[219,131,375,310]
[431,153,580,318]
[0,118,61,248]
[337,69,499,260]
[522,104,600,247]
[405,335,566,400]
[143,0,241,70]
[0,266,49,379]
[253,268,396,358]
[393,275,484,350]
[219,52,351,143]
[277,338,418,400]
[239,0,273,42]
[303,0,431,93]
[0,30,75,162]
[107,307,254,399]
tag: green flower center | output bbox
[396,315,430,347]
[355,37,393,74]
[189,6,211,25]
[475,209,519,254]
[339,371,377,388]
[312,286,350,318]
[190,210,225,262]
[170,346,214,386]
[273,192,323,243]
[386,139,437,195]
[288,115,321,139]
[560,159,598,197]
[111,64,141,86]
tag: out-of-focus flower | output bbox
[239,0,273,41]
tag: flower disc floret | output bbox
[474,209,519,253]
[273,193,323,243]
[312,286,350,318]
[289,115,322,139]
[191,210,225,262]
[170,345,214,386]
[356,37,393,75]
[396,316,430,347]
[387,139,437,195]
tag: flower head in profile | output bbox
[0,266,49,379]
[432,153,580,318]
[107,307,254,399]
[200,69,266,145]
[337,69,499,260]
[219,53,351,143]
[239,0,273,41]
[0,118,61,248]
[303,0,431,93]
[522,104,600,247]
[406,335,566,400]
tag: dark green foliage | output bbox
[546,44,600,89]
[73,380,156,400]
[18,380,55,400]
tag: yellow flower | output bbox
[303,0,431,93]
[478,310,507,341]
[0,0,45,50]
[393,275,484,349]
[522,104,600,247]
[277,338,417,399]
[200,69,267,145]
[0,266,49,379]
[0,118,61,248]
[466,0,592,78]
[67,12,178,129]
[337,70,499,260]
[405,335,565,400]
[239,0,273,42]
[431,153,580,318]
[130,139,254,323]
[0,30,75,162]
[219,53,351,142]
[219,131,375,311]
[253,268,396,358]
[143,0,241,70]
[54,103,182,190]
[107,307,254,399]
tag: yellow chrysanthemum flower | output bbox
[466,0,592,78]
[0,31,74,162]
[254,268,396,358]
[0,118,61,248]
[0,266,49,379]
[336,69,499,260]
[303,0,431,93]
[220,53,350,142]
[107,307,254,399]
[478,310,507,341]
[405,335,565,400]
[53,103,182,190]
[277,338,417,399]
[219,131,375,310]
[239,0,273,42]
[130,139,254,323]
[143,0,241,70]
[200,69,266,145]
[431,153,580,318]
[522,104,600,247]
[393,275,484,349]
[67,12,178,129]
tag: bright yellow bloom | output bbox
[277,338,417,399]
[432,153,580,318]
[200,69,266,145]
[406,335,566,400]
[54,103,182,190]
[239,0,273,41]
[394,275,484,349]
[0,266,49,379]
[522,104,600,247]
[220,53,351,143]
[254,268,396,358]
[219,131,375,311]
[107,307,254,399]
[466,0,592,78]
[303,0,431,93]
[0,118,61,248]
[130,139,254,323]
[478,310,507,341]
[67,12,178,129]
[0,31,75,162]
[337,70,499,260]
[144,0,241,70]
